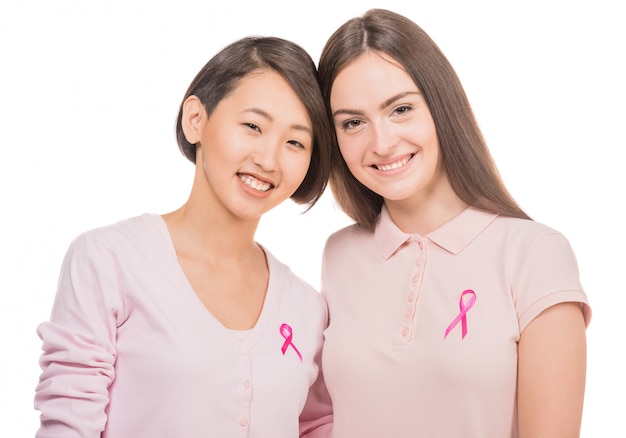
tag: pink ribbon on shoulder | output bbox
[280,323,302,362]
[444,289,477,340]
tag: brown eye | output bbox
[393,105,413,116]
[287,140,306,149]
[342,119,362,130]
[244,123,261,132]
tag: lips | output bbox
[372,153,415,171]
[237,173,274,192]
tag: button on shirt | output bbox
[321,206,591,438]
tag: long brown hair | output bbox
[176,36,333,208]
[318,9,530,228]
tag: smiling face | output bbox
[330,52,451,210]
[183,69,313,221]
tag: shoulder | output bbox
[67,214,161,259]
[479,217,583,276]
[494,217,584,289]
[490,216,582,276]
[494,217,591,327]
[80,213,159,240]
[494,215,557,233]
[490,215,573,250]
[324,223,372,254]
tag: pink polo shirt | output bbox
[321,206,590,437]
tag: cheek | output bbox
[337,139,365,175]
[284,153,312,185]
[414,118,439,148]
[421,133,441,163]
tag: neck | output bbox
[165,204,259,257]
[385,180,467,235]
[162,168,262,263]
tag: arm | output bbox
[299,365,333,438]
[517,301,587,437]
[299,281,333,438]
[34,233,121,437]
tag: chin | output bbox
[373,185,416,201]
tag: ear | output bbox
[181,95,205,145]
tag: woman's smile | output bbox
[237,173,274,193]
[371,153,415,172]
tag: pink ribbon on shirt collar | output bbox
[280,323,302,362]
[444,289,477,340]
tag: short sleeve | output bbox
[514,232,591,332]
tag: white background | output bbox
[1,0,624,435]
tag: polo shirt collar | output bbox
[375,204,499,259]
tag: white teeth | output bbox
[376,155,412,171]
[239,174,272,192]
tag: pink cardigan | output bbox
[35,214,332,437]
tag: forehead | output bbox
[219,69,312,126]
[229,69,290,100]
[331,52,417,105]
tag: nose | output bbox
[370,121,399,156]
[251,137,281,172]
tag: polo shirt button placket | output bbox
[395,236,427,345]
[405,236,426,334]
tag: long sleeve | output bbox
[299,363,333,437]
[35,233,124,437]
[298,294,333,438]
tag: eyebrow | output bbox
[332,90,421,118]
[245,107,312,134]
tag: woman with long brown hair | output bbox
[318,8,590,437]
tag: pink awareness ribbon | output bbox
[280,323,302,361]
[444,289,477,340]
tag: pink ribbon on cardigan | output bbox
[280,323,302,361]
[444,289,477,340]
